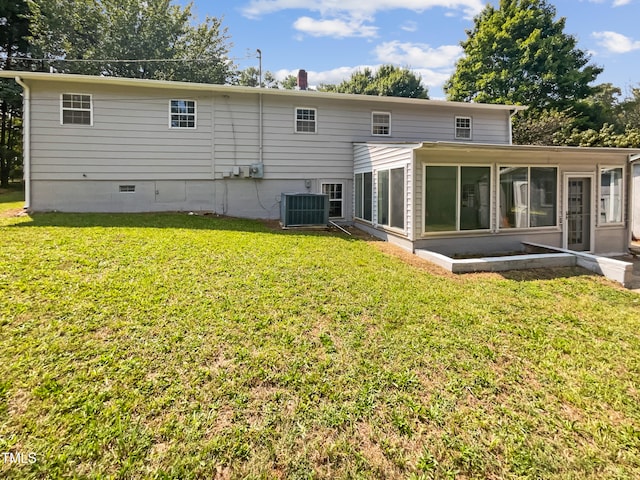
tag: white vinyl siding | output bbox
[61,93,92,125]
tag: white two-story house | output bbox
[3,71,639,257]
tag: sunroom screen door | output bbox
[566,177,591,251]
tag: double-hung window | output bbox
[377,167,405,229]
[170,100,196,128]
[295,107,316,133]
[424,165,491,232]
[600,167,623,224]
[455,116,472,140]
[322,183,344,218]
[499,166,557,228]
[61,94,92,125]
[372,112,391,136]
[355,172,373,221]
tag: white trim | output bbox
[60,93,93,126]
[371,111,391,136]
[169,99,197,129]
[294,106,317,134]
[0,71,527,112]
[562,172,596,252]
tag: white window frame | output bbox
[422,164,493,234]
[321,182,344,218]
[598,165,625,226]
[371,111,391,136]
[375,166,406,232]
[455,116,472,140]
[169,99,197,129]
[497,165,559,230]
[354,171,373,222]
[60,93,93,126]
[294,107,317,134]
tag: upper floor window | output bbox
[372,112,391,136]
[61,94,92,125]
[455,116,472,140]
[295,107,316,133]
[170,100,196,128]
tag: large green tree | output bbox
[1,0,31,187]
[445,0,601,110]
[27,0,235,83]
[320,65,428,99]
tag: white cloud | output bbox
[271,40,463,97]
[400,21,418,32]
[593,31,640,54]
[585,0,632,5]
[374,41,463,69]
[242,0,484,20]
[293,16,378,38]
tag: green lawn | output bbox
[1,189,639,479]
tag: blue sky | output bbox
[188,0,640,99]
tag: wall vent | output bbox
[280,193,329,227]
[119,185,136,193]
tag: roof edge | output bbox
[0,71,527,111]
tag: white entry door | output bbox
[564,175,594,252]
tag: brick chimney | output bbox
[297,69,308,90]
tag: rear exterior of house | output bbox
[355,142,640,255]
[5,71,515,222]
[4,71,640,256]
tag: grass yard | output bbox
[1,189,640,479]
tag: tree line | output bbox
[1,0,639,186]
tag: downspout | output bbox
[259,92,263,163]
[629,153,640,244]
[15,76,30,210]
[508,108,519,145]
[257,49,263,165]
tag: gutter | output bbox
[508,108,521,145]
[14,76,30,210]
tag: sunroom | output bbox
[354,142,640,257]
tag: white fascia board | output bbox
[0,71,526,113]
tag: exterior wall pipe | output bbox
[629,153,640,244]
[14,76,30,210]
[508,108,519,145]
